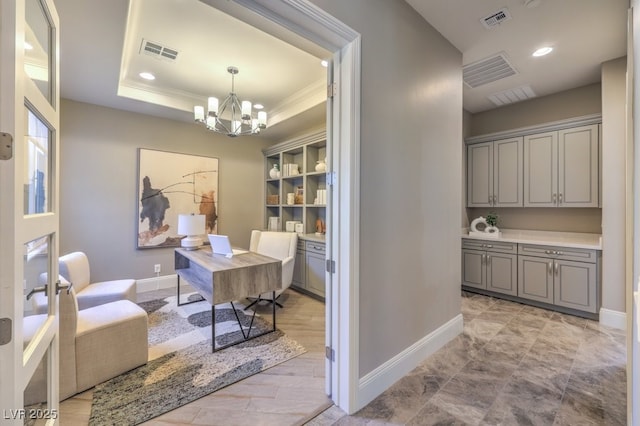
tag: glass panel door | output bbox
[0,0,60,423]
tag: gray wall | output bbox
[470,83,602,136]
[310,0,463,377]
[467,84,603,234]
[601,57,627,313]
[60,99,272,282]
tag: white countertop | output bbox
[462,228,602,250]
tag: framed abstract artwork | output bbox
[137,148,219,249]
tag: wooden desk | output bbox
[174,247,282,351]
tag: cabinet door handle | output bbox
[481,254,485,264]
[548,262,553,275]
[558,193,563,205]
[554,262,559,276]
[487,255,491,265]
[493,195,497,205]
[552,193,557,204]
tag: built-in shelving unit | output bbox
[263,130,327,235]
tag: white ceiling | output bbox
[406,0,628,113]
[55,0,330,141]
[55,0,628,140]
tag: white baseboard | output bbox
[357,314,463,409]
[136,274,177,293]
[599,308,626,330]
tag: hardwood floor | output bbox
[57,287,330,425]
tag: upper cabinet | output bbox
[524,124,599,208]
[467,137,523,207]
[466,116,601,209]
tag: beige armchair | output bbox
[32,251,136,314]
[246,230,297,308]
[24,287,148,405]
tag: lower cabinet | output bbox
[462,239,518,296]
[518,254,598,313]
[291,239,325,300]
[462,249,517,296]
[462,239,600,317]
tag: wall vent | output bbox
[140,39,178,61]
[488,85,537,107]
[463,53,517,88]
[481,7,512,29]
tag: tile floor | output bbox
[309,291,628,425]
[58,289,628,426]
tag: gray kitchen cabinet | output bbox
[517,244,599,314]
[462,240,518,296]
[292,240,306,289]
[305,241,326,298]
[463,239,601,317]
[291,239,325,300]
[518,255,554,304]
[467,137,523,207]
[524,124,599,207]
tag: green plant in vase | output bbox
[486,212,499,228]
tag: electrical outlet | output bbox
[154,264,161,274]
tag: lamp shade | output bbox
[178,214,205,250]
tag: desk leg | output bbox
[177,275,203,306]
[211,291,277,353]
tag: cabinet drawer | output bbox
[518,244,597,263]
[306,241,325,255]
[461,239,517,254]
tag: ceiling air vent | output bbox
[463,53,517,88]
[488,85,537,107]
[481,8,512,29]
[140,39,178,61]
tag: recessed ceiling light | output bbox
[139,72,155,80]
[24,41,33,50]
[254,104,264,110]
[532,47,553,57]
[321,60,328,67]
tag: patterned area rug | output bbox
[88,294,305,426]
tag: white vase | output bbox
[315,160,326,172]
[269,165,279,179]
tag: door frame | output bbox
[232,0,362,413]
[628,3,639,425]
[0,0,61,422]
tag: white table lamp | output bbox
[178,214,205,250]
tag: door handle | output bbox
[56,280,73,295]
[554,262,559,276]
[486,255,491,265]
[548,262,552,275]
[552,193,557,205]
[26,285,47,300]
[558,193,563,204]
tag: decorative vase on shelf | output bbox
[269,164,279,179]
[315,160,326,172]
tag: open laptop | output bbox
[208,234,248,258]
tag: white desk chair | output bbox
[246,230,297,308]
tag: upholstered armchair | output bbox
[246,230,297,308]
[24,287,148,405]
[32,251,136,314]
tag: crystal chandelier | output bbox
[194,66,267,137]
